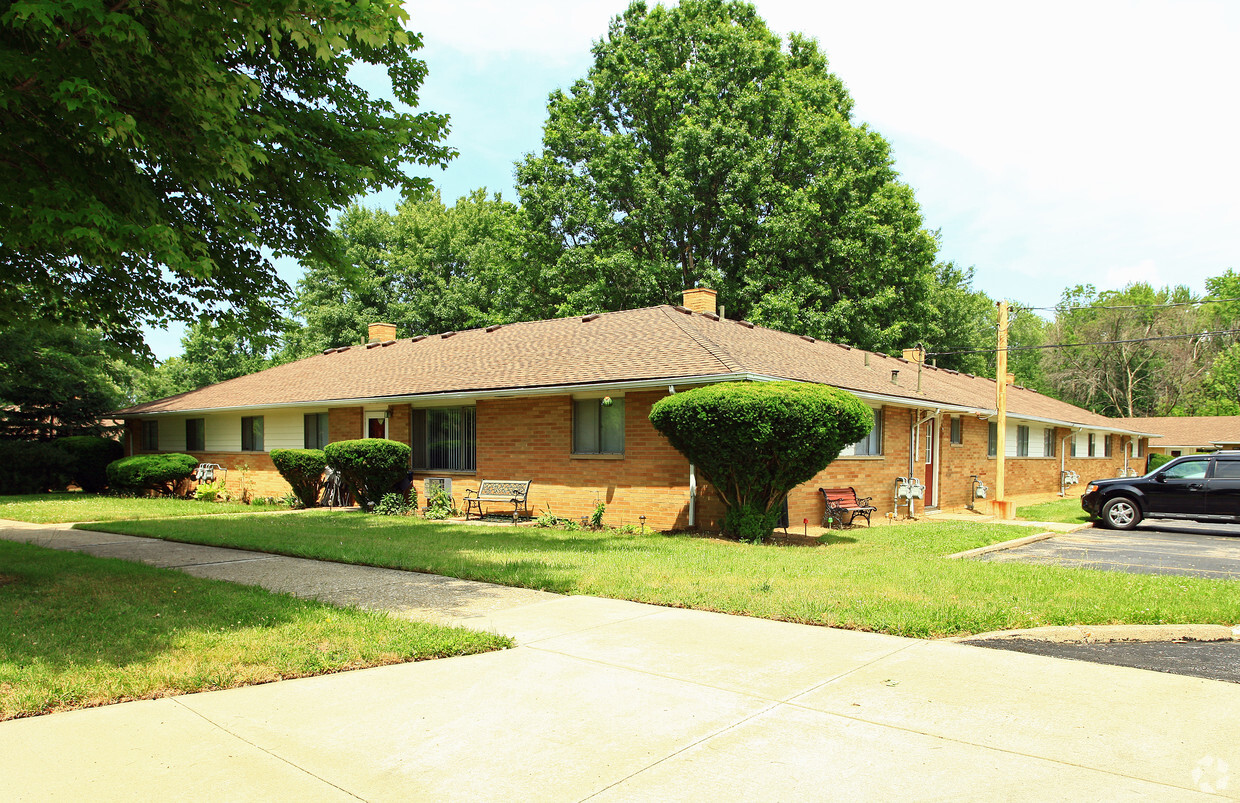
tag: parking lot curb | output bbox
[948,624,1240,645]
[944,530,1058,560]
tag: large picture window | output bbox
[241,416,264,451]
[846,408,883,456]
[573,398,625,455]
[304,413,330,449]
[186,418,205,452]
[413,407,476,471]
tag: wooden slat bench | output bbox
[463,480,532,522]
[819,487,876,528]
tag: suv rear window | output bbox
[1214,460,1240,479]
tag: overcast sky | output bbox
[146,0,1240,359]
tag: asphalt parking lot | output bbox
[978,521,1240,580]
[969,638,1240,684]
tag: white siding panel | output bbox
[205,414,241,452]
[265,410,306,451]
[158,417,186,452]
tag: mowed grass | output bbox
[0,493,261,524]
[85,512,1240,638]
[0,540,510,720]
[1017,497,1092,524]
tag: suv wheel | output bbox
[1100,497,1141,530]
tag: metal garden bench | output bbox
[819,487,876,527]
[463,480,532,522]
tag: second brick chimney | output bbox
[368,322,397,343]
[682,288,717,315]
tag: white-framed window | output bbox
[142,420,159,451]
[304,413,330,449]
[241,416,264,451]
[1016,425,1030,457]
[573,398,625,455]
[413,407,476,471]
[1088,433,1096,457]
[950,416,962,445]
[844,408,883,456]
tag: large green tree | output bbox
[0,324,133,439]
[515,0,940,351]
[285,189,524,355]
[1,0,452,349]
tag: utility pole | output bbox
[995,300,1012,518]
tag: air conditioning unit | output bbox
[424,477,453,498]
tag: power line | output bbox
[925,328,1240,358]
[1014,297,1240,313]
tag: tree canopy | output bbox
[284,189,524,355]
[514,0,940,351]
[0,0,452,349]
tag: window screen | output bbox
[241,416,264,451]
[304,413,330,449]
[573,399,625,454]
[1016,425,1029,457]
[950,416,962,444]
[186,418,205,452]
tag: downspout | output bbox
[669,385,697,528]
[1061,426,1083,496]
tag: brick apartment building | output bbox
[115,290,1153,530]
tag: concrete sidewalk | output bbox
[2,524,1238,800]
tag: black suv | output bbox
[1081,452,1240,529]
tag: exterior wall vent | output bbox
[424,477,453,499]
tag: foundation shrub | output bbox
[323,439,410,509]
[105,453,197,496]
[53,436,124,492]
[0,440,74,494]
[270,448,327,508]
[650,381,872,543]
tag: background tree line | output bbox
[3,0,1238,433]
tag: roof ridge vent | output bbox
[335,346,351,353]
[321,348,335,355]
[837,343,851,350]
[441,331,456,339]
[701,312,719,321]
[380,339,396,347]
[365,341,380,349]
[737,320,755,329]
[672,305,692,314]
[410,335,427,343]
[581,314,600,323]
[799,335,816,343]
[486,324,503,333]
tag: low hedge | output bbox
[0,440,74,494]
[323,439,410,509]
[53,436,124,492]
[106,453,198,496]
[270,448,327,508]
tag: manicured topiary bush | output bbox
[0,440,74,494]
[270,448,327,508]
[650,381,873,543]
[53,436,124,492]
[323,439,411,509]
[106,453,198,496]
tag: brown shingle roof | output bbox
[1116,416,1240,448]
[114,305,1143,432]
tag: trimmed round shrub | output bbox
[270,448,327,508]
[650,381,873,543]
[323,439,411,509]
[0,439,75,494]
[53,436,124,492]
[106,453,198,496]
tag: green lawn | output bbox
[84,512,1240,638]
[0,540,510,720]
[0,493,265,523]
[1017,497,1092,524]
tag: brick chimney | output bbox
[682,288,717,315]
[368,322,397,343]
